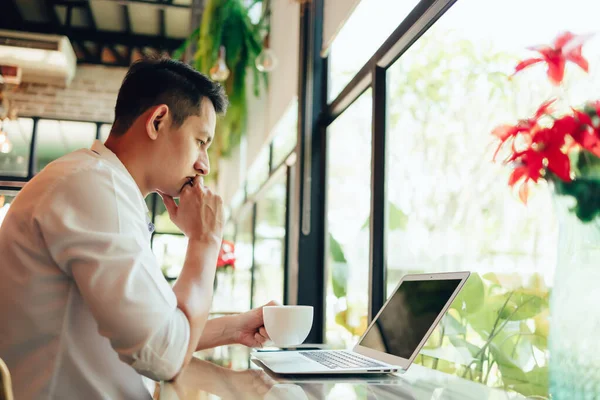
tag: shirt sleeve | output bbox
[34,165,190,381]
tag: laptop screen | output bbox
[358,278,462,360]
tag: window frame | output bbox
[295,0,459,343]
[0,117,104,183]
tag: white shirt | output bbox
[0,141,190,399]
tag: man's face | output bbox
[153,97,217,197]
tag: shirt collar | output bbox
[90,140,149,214]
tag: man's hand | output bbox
[230,301,279,348]
[159,176,224,244]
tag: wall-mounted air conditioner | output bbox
[0,30,77,88]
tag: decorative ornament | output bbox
[209,46,231,82]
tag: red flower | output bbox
[507,125,572,203]
[570,111,600,157]
[512,31,591,85]
[217,240,236,269]
[507,151,544,204]
[492,99,555,161]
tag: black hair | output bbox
[111,58,228,135]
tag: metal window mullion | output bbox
[368,66,387,322]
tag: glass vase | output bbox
[549,195,600,399]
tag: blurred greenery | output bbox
[329,233,348,300]
[329,235,551,398]
[174,0,268,182]
[552,153,600,222]
[361,202,409,231]
[417,272,550,398]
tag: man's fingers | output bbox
[192,175,204,188]
[254,333,267,346]
[259,327,269,339]
[158,192,178,218]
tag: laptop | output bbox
[252,271,470,375]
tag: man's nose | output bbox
[194,158,210,176]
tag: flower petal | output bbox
[547,57,566,85]
[518,181,530,204]
[566,51,589,72]
[553,115,579,137]
[553,31,576,49]
[492,124,518,141]
[508,166,528,187]
[512,58,544,77]
[578,129,600,158]
[534,99,556,119]
[545,148,572,182]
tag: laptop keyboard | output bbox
[301,351,387,369]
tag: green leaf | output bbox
[441,313,466,336]
[499,291,547,321]
[449,336,480,358]
[331,262,348,299]
[492,324,538,371]
[329,233,347,263]
[451,273,485,315]
[482,272,500,285]
[171,26,199,60]
[575,149,600,180]
[388,202,409,230]
[329,234,348,298]
[467,294,510,338]
[511,366,549,398]
[552,168,600,223]
[430,358,459,375]
[489,343,528,387]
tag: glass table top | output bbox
[156,345,532,400]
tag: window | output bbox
[246,147,270,196]
[328,0,420,101]
[379,0,600,395]
[215,204,254,312]
[152,233,187,284]
[252,173,287,307]
[230,188,245,216]
[0,192,17,227]
[224,219,236,242]
[325,89,372,348]
[271,99,298,169]
[0,118,33,177]
[36,120,96,172]
[153,195,183,234]
[100,124,111,142]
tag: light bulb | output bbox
[255,48,278,72]
[0,140,12,154]
[209,46,230,82]
[0,130,12,154]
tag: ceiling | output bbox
[0,0,199,67]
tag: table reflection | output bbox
[159,357,276,400]
[158,345,532,400]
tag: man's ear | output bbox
[146,104,169,140]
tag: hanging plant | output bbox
[174,0,270,173]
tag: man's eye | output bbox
[197,140,206,147]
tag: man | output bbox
[0,58,272,399]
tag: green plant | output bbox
[174,0,269,178]
[417,272,550,398]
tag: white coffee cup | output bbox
[263,306,313,348]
